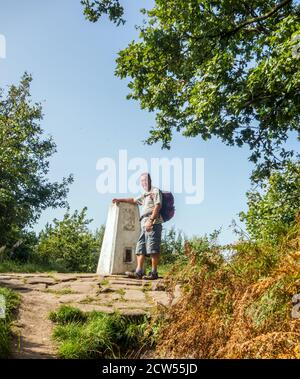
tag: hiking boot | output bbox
[143,271,159,280]
[125,271,144,279]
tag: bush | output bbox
[37,208,104,272]
[239,161,300,244]
[0,231,39,263]
[159,227,185,265]
[152,221,300,359]
[0,288,20,358]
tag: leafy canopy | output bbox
[81,0,125,25]
[83,0,300,182]
[239,161,300,243]
[0,74,73,248]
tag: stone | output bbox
[1,273,178,359]
[26,277,56,285]
[97,202,140,275]
[123,290,146,302]
[109,280,143,287]
[149,292,171,307]
[58,294,92,303]
[74,303,115,314]
[97,287,115,294]
[30,283,47,291]
[0,275,14,280]
[151,280,166,291]
[113,301,152,310]
[120,309,148,316]
[66,282,98,294]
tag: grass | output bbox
[116,288,126,296]
[49,305,87,324]
[103,301,114,308]
[79,296,99,304]
[115,288,128,302]
[99,279,110,286]
[0,259,174,277]
[0,259,68,273]
[156,263,175,277]
[49,305,150,358]
[0,287,20,358]
[141,261,175,278]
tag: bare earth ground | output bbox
[0,273,180,359]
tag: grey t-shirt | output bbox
[134,186,163,227]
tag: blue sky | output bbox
[0,0,298,244]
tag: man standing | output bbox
[112,172,163,280]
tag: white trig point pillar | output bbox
[97,202,140,275]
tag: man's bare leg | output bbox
[142,253,160,280]
[151,253,160,273]
[136,254,145,273]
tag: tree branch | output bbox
[224,0,292,37]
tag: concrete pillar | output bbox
[97,202,140,275]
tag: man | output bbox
[112,172,163,280]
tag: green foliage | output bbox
[0,73,73,252]
[183,228,223,268]
[81,0,125,25]
[37,208,104,272]
[50,306,148,358]
[49,305,87,324]
[0,288,20,358]
[228,240,281,283]
[5,231,38,262]
[245,278,290,331]
[0,259,69,273]
[159,226,185,264]
[239,161,300,243]
[107,0,300,182]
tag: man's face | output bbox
[140,174,150,191]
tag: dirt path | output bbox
[0,273,180,359]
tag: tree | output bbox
[37,207,103,272]
[239,160,300,243]
[160,226,185,264]
[83,0,300,182]
[81,0,125,25]
[0,74,73,251]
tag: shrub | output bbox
[151,221,300,359]
[239,161,300,244]
[159,227,185,265]
[0,288,20,358]
[37,208,104,272]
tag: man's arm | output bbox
[148,189,162,223]
[144,203,161,232]
[149,203,161,222]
